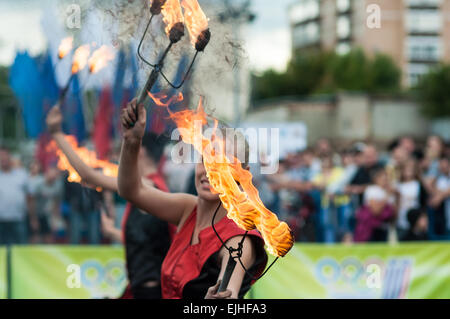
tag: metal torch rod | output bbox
[218,256,237,292]
[58,73,75,105]
[137,42,174,106]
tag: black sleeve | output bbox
[419,182,429,208]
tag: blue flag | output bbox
[61,74,86,142]
[9,51,45,138]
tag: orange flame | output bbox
[88,45,115,73]
[147,91,184,107]
[58,37,73,59]
[71,44,90,74]
[180,0,209,47]
[148,93,294,257]
[47,135,118,187]
[161,0,184,37]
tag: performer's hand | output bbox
[100,209,115,236]
[204,280,234,299]
[121,98,146,141]
[46,104,63,134]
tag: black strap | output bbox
[211,202,279,282]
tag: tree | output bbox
[415,64,450,118]
[0,66,20,141]
[251,48,402,102]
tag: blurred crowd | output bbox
[255,135,450,243]
[0,134,449,245]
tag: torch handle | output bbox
[58,73,74,105]
[135,42,174,116]
[218,257,237,293]
[137,68,160,106]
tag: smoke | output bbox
[61,0,251,121]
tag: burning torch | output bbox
[57,37,74,61]
[135,0,211,109]
[57,44,115,106]
[58,44,90,105]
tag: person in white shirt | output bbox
[0,147,29,244]
[396,159,427,238]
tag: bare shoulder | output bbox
[174,193,198,230]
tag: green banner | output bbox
[11,245,127,299]
[248,243,450,299]
[0,247,6,299]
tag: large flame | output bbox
[71,44,90,74]
[161,0,184,37]
[180,0,209,48]
[88,45,115,73]
[47,135,118,187]
[58,37,73,59]
[148,93,294,257]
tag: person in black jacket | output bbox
[401,208,429,241]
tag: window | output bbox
[407,36,442,61]
[337,0,351,12]
[407,0,441,7]
[337,16,351,39]
[292,22,320,47]
[407,63,430,86]
[289,0,320,24]
[407,9,441,33]
[336,42,351,55]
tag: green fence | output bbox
[1,243,450,299]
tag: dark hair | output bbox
[370,166,386,182]
[407,208,426,228]
[141,132,169,163]
[439,154,449,161]
[387,139,400,152]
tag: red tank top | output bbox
[160,206,266,299]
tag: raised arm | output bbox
[118,98,196,226]
[46,105,118,192]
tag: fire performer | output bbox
[46,105,173,299]
[118,99,268,299]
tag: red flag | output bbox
[35,133,58,171]
[93,86,113,160]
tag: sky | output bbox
[245,0,293,72]
[0,0,293,72]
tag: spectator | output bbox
[64,178,102,245]
[428,156,450,237]
[396,159,428,239]
[0,147,29,244]
[354,168,396,242]
[401,208,429,241]
[386,140,410,185]
[399,136,421,159]
[27,160,45,243]
[422,135,444,192]
[315,138,332,157]
[28,166,63,244]
[346,144,384,206]
[312,155,347,242]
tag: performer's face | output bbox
[194,159,219,201]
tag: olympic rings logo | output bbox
[66,259,126,290]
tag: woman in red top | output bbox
[119,99,268,299]
[46,106,174,299]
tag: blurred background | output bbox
[0,0,449,299]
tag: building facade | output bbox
[289,0,450,86]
